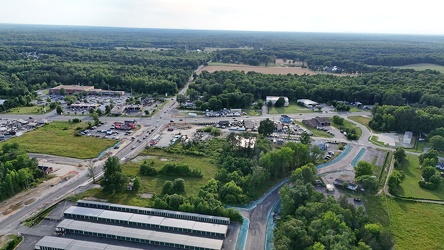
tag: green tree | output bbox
[172,178,185,194]
[59,87,66,96]
[419,150,438,165]
[355,161,373,178]
[91,112,100,125]
[275,97,286,107]
[176,94,187,106]
[356,175,378,193]
[332,115,344,125]
[290,163,316,184]
[56,105,63,115]
[162,180,174,195]
[300,132,311,145]
[258,118,274,137]
[101,156,127,194]
[394,148,406,162]
[422,166,437,181]
[430,135,444,151]
[388,170,405,192]
[133,177,141,191]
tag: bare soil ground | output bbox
[0,160,82,221]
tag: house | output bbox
[403,131,413,144]
[266,96,289,107]
[347,183,358,191]
[0,100,6,105]
[280,115,291,123]
[38,166,53,175]
[302,116,331,128]
[436,162,444,170]
[297,99,318,108]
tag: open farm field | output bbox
[396,155,444,200]
[394,63,444,73]
[2,121,116,159]
[387,198,444,250]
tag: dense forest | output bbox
[189,70,444,110]
[369,105,444,133]
[1,24,444,112]
[0,143,42,201]
[274,167,393,250]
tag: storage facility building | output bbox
[77,200,230,225]
[34,236,145,250]
[63,206,228,237]
[56,219,224,250]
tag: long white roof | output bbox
[57,219,223,250]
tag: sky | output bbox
[0,0,442,35]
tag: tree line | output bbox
[275,165,394,249]
[0,143,42,202]
[189,69,444,110]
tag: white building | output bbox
[266,96,289,107]
[403,131,413,144]
[297,99,318,108]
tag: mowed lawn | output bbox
[3,121,116,159]
[387,198,444,250]
[348,116,372,131]
[396,155,444,200]
[269,103,315,115]
[330,118,363,139]
[123,149,218,197]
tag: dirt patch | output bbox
[138,193,153,199]
[160,158,168,162]
[131,156,155,163]
[24,199,35,205]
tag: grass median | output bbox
[3,121,116,159]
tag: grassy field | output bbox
[123,149,218,197]
[3,121,116,159]
[348,107,362,112]
[386,198,444,249]
[405,141,444,157]
[348,116,372,131]
[242,108,261,116]
[294,121,333,138]
[6,105,51,114]
[395,155,444,200]
[394,63,444,73]
[269,103,315,115]
[330,118,362,139]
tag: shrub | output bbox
[159,163,202,178]
[140,162,158,176]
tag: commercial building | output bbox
[77,200,230,225]
[49,85,124,96]
[55,219,224,250]
[302,116,331,128]
[403,131,413,144]
[35,236,145,250]
[297,99,318,108]
[266,96,289,106]
[63,206,228,237]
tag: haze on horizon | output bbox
[0,0,442,35]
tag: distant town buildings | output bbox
[49,85,125,96]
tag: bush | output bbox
[159,163,203,178]
[332,115,344,125]
[140,162,158,176]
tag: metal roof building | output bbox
[77,200,230,225]
[56,219,224,250]
[34,236,145,250]
[64,206,228,237]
